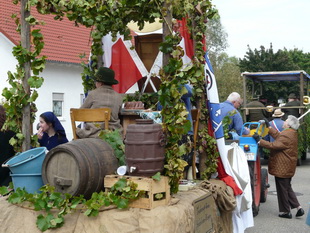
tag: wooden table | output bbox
[120,110,142,136]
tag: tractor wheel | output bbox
[260,168,269,203]
[248,160,261,217]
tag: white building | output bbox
[1,1,92,140]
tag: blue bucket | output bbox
[10,173,44,194]
[3,147,47,174]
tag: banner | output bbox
[102,33,148,93]
[204,52,242,196]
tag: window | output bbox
[53,93,64,117]
[80,94,85,105]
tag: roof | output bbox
[242,70,310,82]
[0,0,91,64]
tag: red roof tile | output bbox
[0,0,91,64]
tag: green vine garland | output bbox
[4,0,219,193]
[0,179,145,232]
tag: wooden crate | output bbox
[104,175,170,209]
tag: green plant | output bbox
[198,128,219,179]
[10,0,218,193]
[2,11,45,151]
[123,92,159,110]
[98,129,125,166]
[0,178,145,232]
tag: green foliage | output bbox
[222,115,232,139]
[98,129,125,166]
[298,106,310,158]
[152,172,162,181]
[1,7,45,151]
[211,54,243,102]
[198,128,219,179]
[123,92,159,110]
[15,0,218,194]
[0,179,144,232]
[238,44,310,103]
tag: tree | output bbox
[205,15,228,56]
[204,15,244,102]
[238,43,308,103]
[213,54,243,102]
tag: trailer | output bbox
[241,70,310,163]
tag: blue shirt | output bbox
[220,100,244,136]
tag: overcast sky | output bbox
[213,0,310,58]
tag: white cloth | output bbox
[225,142,254,233]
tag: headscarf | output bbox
[40,112,66,137]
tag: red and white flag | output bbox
[102,33,148,93]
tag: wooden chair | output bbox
[191,109,200,179]
[70,108,111,140]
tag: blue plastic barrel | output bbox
[10,173,44,194]
[3,147,47,174]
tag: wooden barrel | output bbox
[124,119,165,177]
[42,138,118,199]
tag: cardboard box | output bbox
[192,192,215,233]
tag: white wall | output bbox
[0,33,84,140]
[0,33,18,94]
[34,62,84,140]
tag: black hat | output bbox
[288,93,296,99]
[94,67,118,85]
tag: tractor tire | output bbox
[260,168,268,203]
[248,161,261,217]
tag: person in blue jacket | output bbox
[37,112,68,151]
[220,92,249,138]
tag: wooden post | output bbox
[243,73,247,120]
[162,1,172,67]
[21,0,31,151]
[300,72,305,115]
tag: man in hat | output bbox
[282,93,300,120]
[246,96,268,122]
[76,67,123,138]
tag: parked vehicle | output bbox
[241,70,310,164]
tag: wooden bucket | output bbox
[42,138,118,199]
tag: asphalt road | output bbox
[245,152,310,233]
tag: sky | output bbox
[213,0,310,58]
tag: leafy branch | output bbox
[0,178,145,232]
[1,9,45,151]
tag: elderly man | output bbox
[76,67,123,138]
[220,92,247,136]
[253,115,304,219]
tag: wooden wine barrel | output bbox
[42,138,118,199]
[124,119,165,177]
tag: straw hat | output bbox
[272,109,284,117]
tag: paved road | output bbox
[245,152,310,233]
